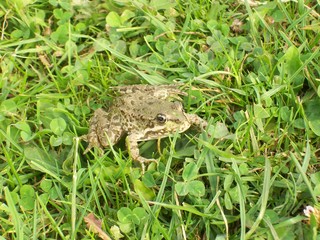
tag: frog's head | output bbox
[138,101,192,141]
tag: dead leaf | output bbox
[84,213,112,240]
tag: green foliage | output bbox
[175,162,205,197]
[1,0,320,239]
[117,207,148,233]
[19,185,35,211]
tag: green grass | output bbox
[1,0,320,239]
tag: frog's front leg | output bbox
[126,135,157,173]
[185,113,208,130]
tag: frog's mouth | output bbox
[166,120,191,133]
[140,121,191,141]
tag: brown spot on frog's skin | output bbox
[81,84,208,172]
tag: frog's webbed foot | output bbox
[79,134,91,154]
[80,133,103,155]
[136,156,158,174]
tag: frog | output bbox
[81,84,208,172]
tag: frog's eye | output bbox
[156,113,167,123]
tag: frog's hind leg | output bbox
[81,108,123,154]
